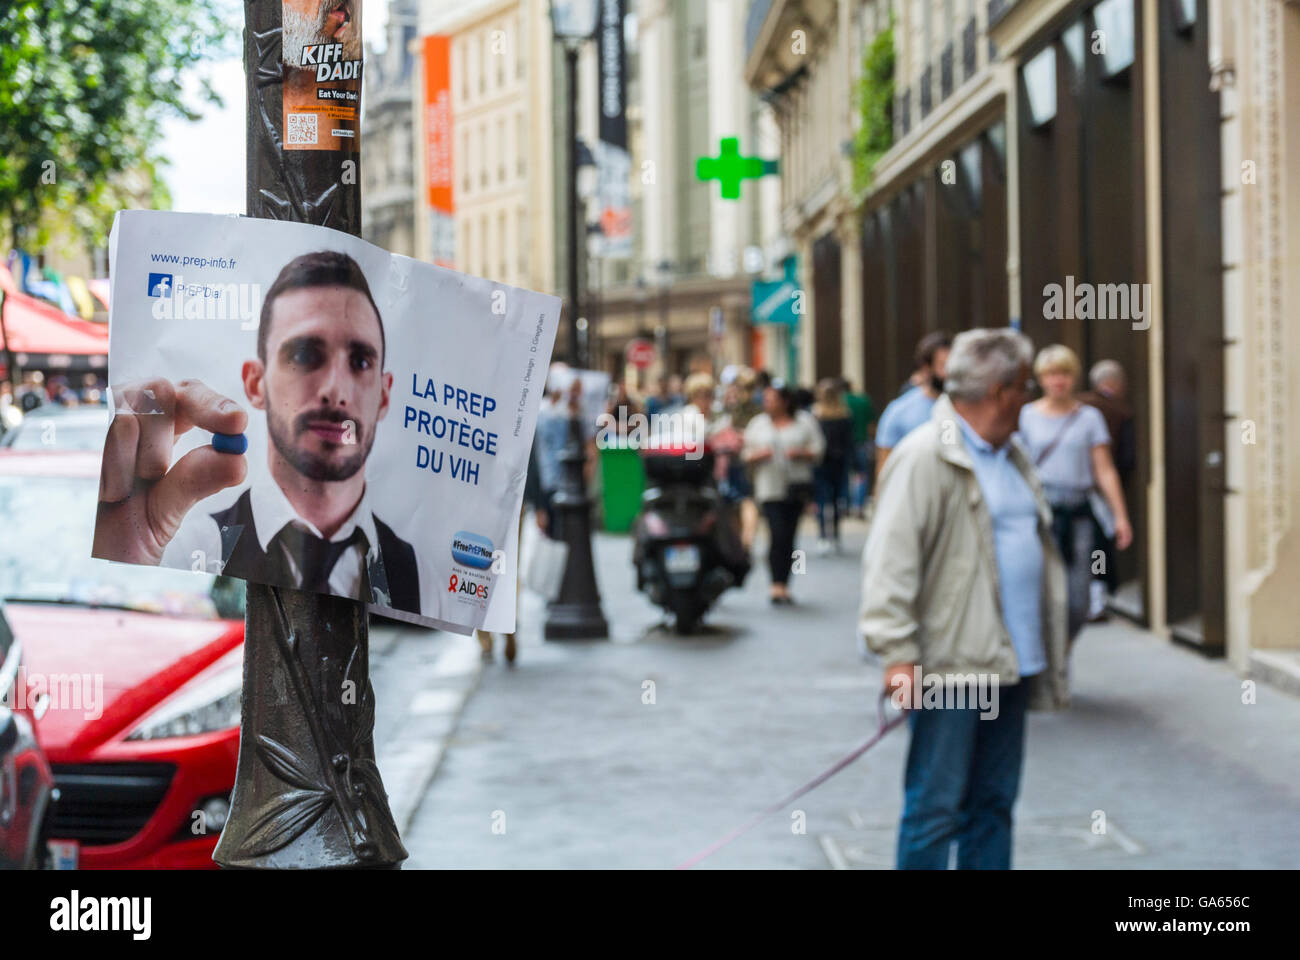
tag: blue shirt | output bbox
[534,404,570,493]
[876,386,936,450]
[955,414,1046,677]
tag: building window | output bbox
[516,13,526,79]
[1092,0,1136,78]
[498,118,507,182]
[517,112,527,177]
[459,38,468,104]
[479,34,487,96]
[499,211,508,280]
[479,125,488,187]
[462,131,471,194]
[1062,19,1086,90]
[962,18,977,80]
[494,23,505,89]
[518,207,528,277]
[1021,44,1057,128]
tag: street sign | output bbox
[626,338,656,369]
[696,137,780,200]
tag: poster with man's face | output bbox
[92,211,560,635]
[281,0,363,151]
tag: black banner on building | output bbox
[596,0,631,258]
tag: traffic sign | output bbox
[625,338,656,369]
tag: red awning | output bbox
[0,263,110,359]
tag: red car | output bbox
[0,450,244,869]
[0,605,56,869]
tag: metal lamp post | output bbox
[545,0,608,641]
[213,0,406,869]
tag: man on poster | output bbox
[93,250,421,613]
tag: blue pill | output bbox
[212,432,248,455]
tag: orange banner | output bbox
[423,35,454,214]
[423,35,454,266]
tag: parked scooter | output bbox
[633,445,750,633]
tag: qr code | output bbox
[287,113,317,146]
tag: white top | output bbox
[742,410,826,502]
[163,477,383,599]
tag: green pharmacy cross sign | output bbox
[696,137,780,200]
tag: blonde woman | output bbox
[680,372,716,453]
[1018,344,1133,641]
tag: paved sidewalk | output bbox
[370,625,481,836]
[401,520,1300,869]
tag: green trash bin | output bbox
[599,441,646,533]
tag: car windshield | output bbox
[4,409,110,451]
[0,474,244,619]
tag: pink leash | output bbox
[675,691,907,869]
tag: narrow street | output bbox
[381,519,1300,869]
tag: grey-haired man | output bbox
[859,327,1069,869]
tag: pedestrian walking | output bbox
[874,330,952,482]
[859,327,1069,870]
[477,501,524,664]
[1017,345,1133,642]
[533,373,581,537]
[605,379,641,433]
[680,372,717,451]
[743,383,825,605]
[1079,359,1136,620]
[812,378,853,554]
[719,369,762,550]
[840,378,875,517]
[644,376,681,418]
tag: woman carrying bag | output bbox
[1018,345,1133,642]
[742,383,825,605]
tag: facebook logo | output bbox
[147,273,173,297]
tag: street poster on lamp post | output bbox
[92,210,559,637]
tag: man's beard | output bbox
[929,373,946,395]
[282,0,361,68]
[268,404,373,483]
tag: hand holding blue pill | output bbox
[93,376,248,566]
[212,432,248,455]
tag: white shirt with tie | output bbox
[163,479,381,599]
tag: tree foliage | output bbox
[852,25,896,194]
[0,0,232,249]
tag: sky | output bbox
[158,0,390,215]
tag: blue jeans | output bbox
[850,442,873,510]
[896,680,1030,870]
[813,457,849,540]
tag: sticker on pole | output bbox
[281,0,363,151]
[92,210,560,636]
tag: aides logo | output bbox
[447,573,489,602]
[301,43,362,82]
[447,531,494,608]
[147,273,173,298]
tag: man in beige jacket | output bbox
[859,328,1069,869]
